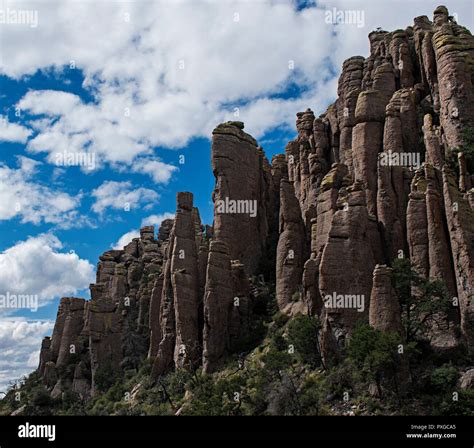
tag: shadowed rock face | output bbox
[170,192,201,369]
[147,274,164,360]
[151,192,202,377]
[36,6,474,398]
[369,265,402,334]
[276,179,307,314]
[442,168,474,352]
[48,297,86,366]
[407,170,429,278]
[432,6,474,149]
[202,240,233,373]
[318,182,376,346]
[211,122,273,275]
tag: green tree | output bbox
[430,364,459,393]
[449,126,474,172]
[31,386,54,407]
[287,315,321,367]
[348,323,402,397]
[392,258,451,343]
[94,361,119,392]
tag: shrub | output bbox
[261,349,293,378]
[32,387,53,407]
[348,323,403,395]
[287,315,321,367]
[431,364,459,393]
[161,369,192,402]
[448,126,474,171]
[392,258,451,343]
[94,361,119,392]
[438,389,474,416]
[184,374,245,416]
[298,376,326,415]
[325,360,356,399]
[272,312,290,329]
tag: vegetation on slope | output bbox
[1,262,472,416]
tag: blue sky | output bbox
[0,69,217,254]
[0,0,472,393]
[0,65,299,287]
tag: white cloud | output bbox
[111,212,174,249]
[4,0,470,175]
[319,0,474,70]
[17,90,179,183]
[0,318,54,394]
[131,158,178,184]
[91,180,159,214]
[0,157,85,227]
[3,1,339,162]
[0,116,32,143]
[112,230,140,250]
[17,90,81,116]
[141,212,175,228]
[2,0,473,166]
[0,233,95,311]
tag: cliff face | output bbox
[36,6,473,400]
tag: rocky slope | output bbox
[3,6,473,415]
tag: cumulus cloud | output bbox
[141,212,175,228]
[0,156,85,228]
[0,233,95,311]
[0,318,54,394]
[0,116,32,143]
[112,230,140,250]
[17,90,81,116]
[91,180,159,214]
[130,158,178,184]
[2,0,473,166]
[111,212,174,249]
[322,0,473,69]
[4,0,338,162]
[0,0,472,401]
[16,90,178,182]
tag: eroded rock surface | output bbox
[36,7,474,401]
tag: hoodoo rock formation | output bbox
[35,6,473,402]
